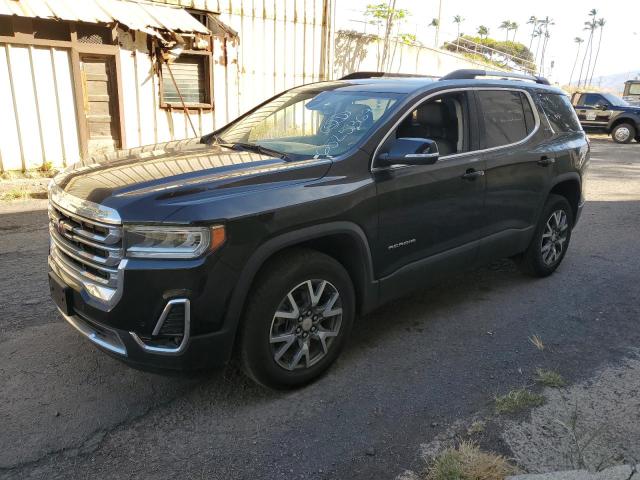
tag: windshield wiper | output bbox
[219,142,289,160]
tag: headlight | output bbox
[123,225,225,259]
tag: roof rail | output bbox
[440,69,550,85]
[340,71,439,80]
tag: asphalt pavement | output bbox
[1,139,639,479]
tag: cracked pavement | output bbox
[1,139,639,479]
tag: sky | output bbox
[334,0,640,86]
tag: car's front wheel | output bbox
[239,248,355,389]
[517,194,573,277]
[611,123,636,144]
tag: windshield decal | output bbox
[315,109,372,156]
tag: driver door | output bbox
[373,90,487,301]
[574,93,613,129]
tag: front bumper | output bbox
[49,254,240,371]
[55,304,236,371]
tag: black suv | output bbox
[48,69,589,388]
[571,91,640,143]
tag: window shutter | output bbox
[162,57,206,104]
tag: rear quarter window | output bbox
[538,93,582,133]
[476,90,532,149]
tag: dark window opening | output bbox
[0,16,14,37]
[538,93,582,133]
[160,55,211,107]
[578,93,607,107]
[477,90,530,149]
[33,19,71,41]
[394,92,471,156]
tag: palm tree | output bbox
[527,16,538,50]
[588,18,606,85]
[453,15,464,51]
[538,17,554,75]
[510,21,519,42]
[569,37,584,86]
[533,27,544,66]
[578,9,597,87]
[477,25,489,40]
[429,18,439,47]
[499,20,512,41]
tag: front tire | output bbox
[611,123,636,144]
[239,248,355,389]
[517,194,573,277]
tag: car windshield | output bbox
[602,93,630,107]
[213,86,403,158]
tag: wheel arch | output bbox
[222,222,378,345]
[547,174,582,223]
[607,114,640,133]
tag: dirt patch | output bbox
[502,352,640,473]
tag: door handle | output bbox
[461,169,485,180]
[537,156,556,167]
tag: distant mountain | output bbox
[572,70,640,94]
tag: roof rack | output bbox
[340,72,439,80]
[440,69,550,85]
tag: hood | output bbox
[52,139,332,221]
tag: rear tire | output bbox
[611,123,636,144]
[517,194,573,277]
[239,248,355,389]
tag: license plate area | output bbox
[49,272,73,315]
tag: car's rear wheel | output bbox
[611,123,636,144]
[239,248,355,389]
[517,194,573,277]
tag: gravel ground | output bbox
[0,139,639,479]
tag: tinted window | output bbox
[538,93,582,133]
[579,93,607,107]
[521,92,536,134]
[629,84,640,95]
[477,90,530,148]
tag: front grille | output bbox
[49,202,123,291]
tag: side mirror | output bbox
[377,138,439,167]
[595,104,608,111]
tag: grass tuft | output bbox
[467,420,486,436]
[425,441,516,480]
[0,187,32,201]
[534,368,566,388]
[495,388,545,414]
[529,334,545,351]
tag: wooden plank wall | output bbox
[0,44,80,171]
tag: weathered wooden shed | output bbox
[0,0,332,172]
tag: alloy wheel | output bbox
[269,279,342,371]
[540,209,569,266]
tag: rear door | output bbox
[574,93,613,130]
[478,89,552,251]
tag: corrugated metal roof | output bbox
[0,0,210,35]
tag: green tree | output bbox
[499,20,512,41]
[477,25,489,39]
[510,21,519,42]
[364,2,410,70]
